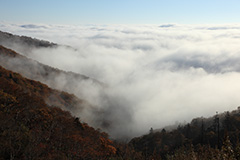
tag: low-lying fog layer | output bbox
[1,23,240,139]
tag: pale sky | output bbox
[1,0,240,25]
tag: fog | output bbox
[1,23,240,139]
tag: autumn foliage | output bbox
[129,109,240,159]
[0,66,116,159]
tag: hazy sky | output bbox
[1,0,240,24]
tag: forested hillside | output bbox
[0,65,116,159]
[130,109,240,159]
[0,56,90,113]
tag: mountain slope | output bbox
[0,32,112,133]
[0,45,103,105]
[129,108,240,159]
[0,30,57,49]
[0,64,89,113]
[0,65,116,159]
[0,30,102,87]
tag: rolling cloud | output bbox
[1,23,240,139]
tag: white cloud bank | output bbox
[1,23,240,138]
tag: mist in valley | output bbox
[1,23,240,139]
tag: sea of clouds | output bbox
[1,22,240,139]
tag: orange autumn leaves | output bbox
[0,65,116,159]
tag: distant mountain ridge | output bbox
[0,30,57,48]
[0,30,102,84]
[0,45,103,104]
[0,45,101,85]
